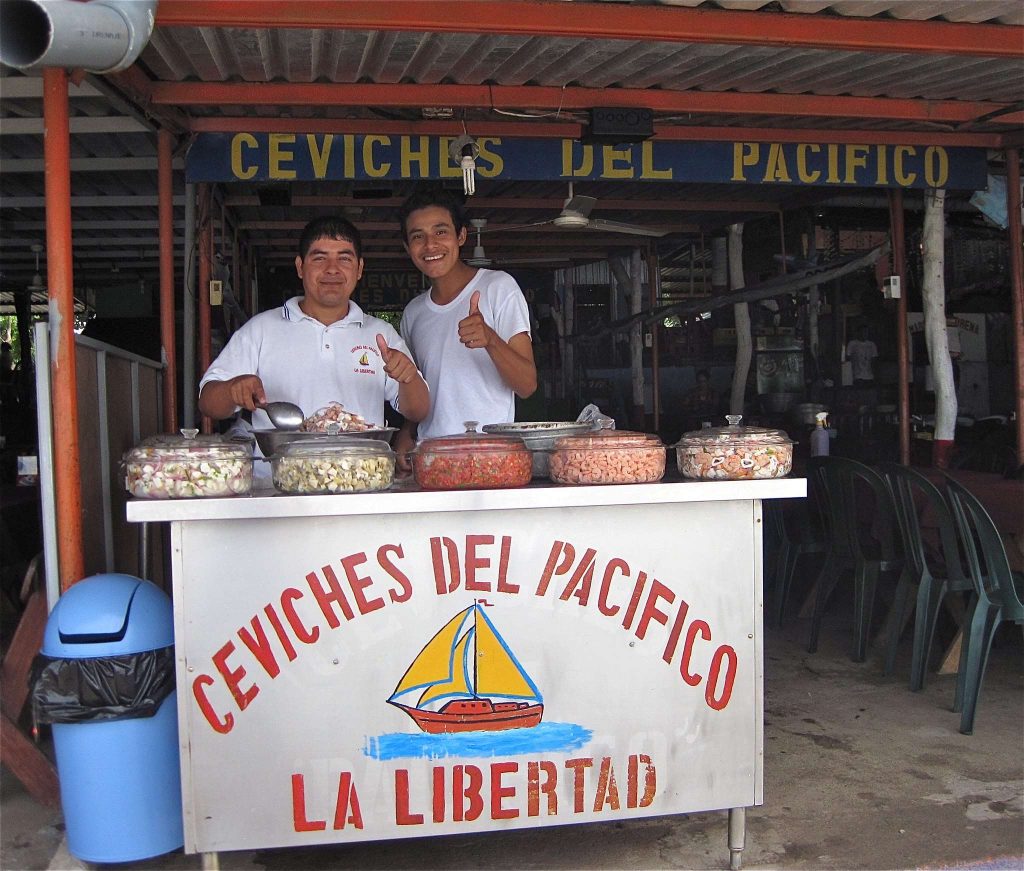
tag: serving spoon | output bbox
[261,401,304,431]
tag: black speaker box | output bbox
[586,107,654,144]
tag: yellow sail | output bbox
[390,606,472,698]
[475,610,540,700]
[417,630,473,708]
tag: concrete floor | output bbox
[3,612,1022,871]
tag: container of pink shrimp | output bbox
[674,415,793,480]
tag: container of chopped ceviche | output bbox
[123,429,254,498]
[673,415,793,480]
[412,423,531,490]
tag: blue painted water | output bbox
[364,722,592,761]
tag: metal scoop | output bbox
[261,401,304,430]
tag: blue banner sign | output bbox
[186,134,988,190]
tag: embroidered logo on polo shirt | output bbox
[352,344,379,376]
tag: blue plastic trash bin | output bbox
[39,573,184,863]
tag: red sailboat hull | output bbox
[393,699,544,734]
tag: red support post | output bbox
[198,183,213,434]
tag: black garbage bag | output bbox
[30,646,176,724]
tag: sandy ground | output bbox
[3,612,1022,871]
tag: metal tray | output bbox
[253,427,397,458]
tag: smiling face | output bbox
[294,235,364,324]
[403,205,469,285]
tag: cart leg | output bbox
[201,852,220,871]
[728,807,746,871]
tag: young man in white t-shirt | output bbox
[199,215,429,434]
[395,188,537,468]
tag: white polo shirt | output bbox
[200,297,415,431]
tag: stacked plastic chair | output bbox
[764,486,828,629]
[943,475,1024,734]
[877,463,973,691]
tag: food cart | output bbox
[127,475,804,870]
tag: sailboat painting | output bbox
[388,602,544,734]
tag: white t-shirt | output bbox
[200,297,414,431]
[401,268,532,440]
[846,338,878,381]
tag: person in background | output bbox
[198,215,429,436]
[395,187,537,468]
[682,368,718,418]
[846,323,878,387]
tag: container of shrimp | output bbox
[412,424,532,490]
[123,429,253,498]
[673,415,793,480]
[548,430,666,485]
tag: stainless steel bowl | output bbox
[253,427,397,458]
[481,421,597,477]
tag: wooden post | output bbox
[888,189,911,465]
[1006,149,1024,466]
[158,128,178,432]
[198,183,213,433]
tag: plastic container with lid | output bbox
[481,421,595,477]
[123,429,253,498]
[673,415,794,480]
[270,437,395,494]
[412,422,532,490]
[548,430,666,485]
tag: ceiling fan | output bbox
[548,182,672,237]
[464,218,588,269]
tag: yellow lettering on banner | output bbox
[924,146,948,188]
[564,141,594,177]
[731,143,759,181]
[764,144,791,183]
[402,136,431,177]
[894,146,916,186]
[844,145,870,184]
[364,135,390,178]
[826,144,841,184]
[640,142,672,179]
[438,137,460,179]
[602,146,634,179]
[796,144,820,183]
[875,145,889,185]
[231,133,259,180]
[343,135,356,178]
[268,134,296,179]
[307,134,333,179]
[476,138,503,177]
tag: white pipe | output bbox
[922,189,957,442]
[0,0,157,73]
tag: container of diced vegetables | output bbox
[412,424,531,490]
[123,429,254,498]
[270,438,395,494]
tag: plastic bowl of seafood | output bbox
[673,415,793,480]
[270,438,395,494]
[412,426,532,490]
[123,429,253,498]
[548,430,666,485]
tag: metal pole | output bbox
[648,241,661,433]
[198,183,213,433]
[888,188,910,465]
[158,128,178,432]
[182,182,197,428]
[43,67,85,591]
[1005,149,1023,466]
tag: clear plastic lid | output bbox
[675,415,793,447]
[276,437,393,461]
[125,428,253,462]
[553,430,663,450]
[415,421,529,455]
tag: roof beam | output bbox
[0,116,151,135]
[153,81,1020,128]
[0,157,182,173]
[1,195,184,208]
[228,198,779,213]
[154,1,1023,59]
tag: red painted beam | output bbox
[154,1,1023,59]
[153,81,1016,128]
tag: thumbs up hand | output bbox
[376,333,417,384]
[458,290,493,350]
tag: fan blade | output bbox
[586,219,671,237]
[561,195,597,219]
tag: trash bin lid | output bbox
[42,573,174,658]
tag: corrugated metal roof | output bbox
[1,0,1021,293]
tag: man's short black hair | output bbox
[696,368,711,381]
[298,215,362,260]
[397,186,468,240]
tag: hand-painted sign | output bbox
[186,133,988,190]
[174,499,760,852]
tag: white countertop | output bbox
[126,476,806,522]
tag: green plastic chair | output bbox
[765,490,828,629]
[942,475,1024,735]
[807,456,903,662]
[877,463,973,691]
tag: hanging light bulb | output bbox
[448,134,479,196]
[28,243,45,291]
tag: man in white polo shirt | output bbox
[199,216,429,436]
